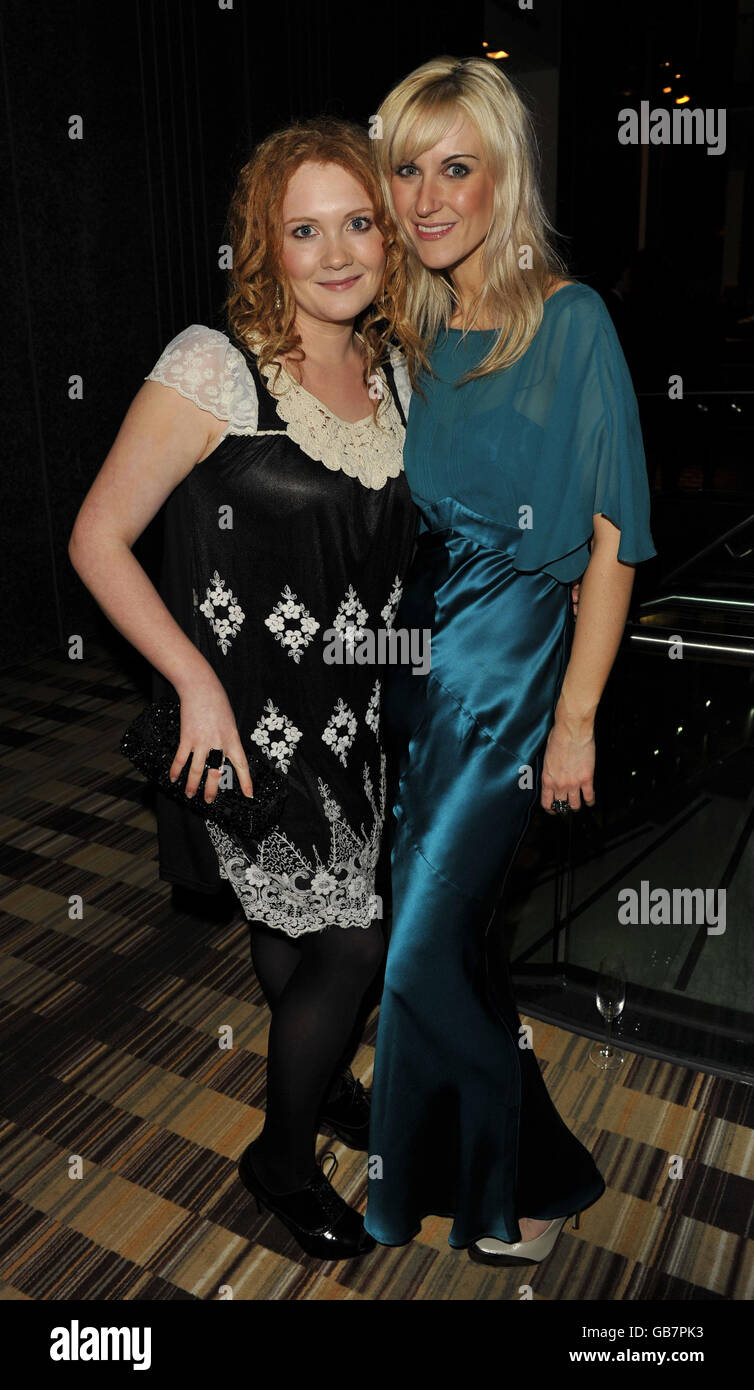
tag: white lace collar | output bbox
[249,354,404,491]
[145,324,412,489]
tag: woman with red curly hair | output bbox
[69,118,417,1262]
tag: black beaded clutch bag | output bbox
[119,699,287,851]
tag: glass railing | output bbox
[506,391,754,1082]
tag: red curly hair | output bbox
[224,117,411,420]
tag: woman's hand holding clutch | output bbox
[171,675,254,803]
[119,693,287,851]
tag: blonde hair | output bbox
[224,117,403,421]
[371,55,574,385]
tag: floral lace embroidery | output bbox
[250,698,303,773]
[146,324,409,491]
[322,698,358,767]
[333,584,369,654]
[145,324,259,434]
[264,584,320,662]
[205,758,386,936]
[365,680,380,736]
[380,575,403,630]
[199,570,245,653]
[255,358,405,491]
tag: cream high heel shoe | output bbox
[468,1210,580,1266]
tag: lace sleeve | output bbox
[388,345,412,420]
[145,324,258,434]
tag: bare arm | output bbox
[69,380,253,801]
[540,513,635,813]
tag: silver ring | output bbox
[551,798,571,815]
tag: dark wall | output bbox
[558,0,747,388]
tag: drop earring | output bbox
[274,285,282,310]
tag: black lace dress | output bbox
[145,324,417,936]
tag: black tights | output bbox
[247,918,384,1192]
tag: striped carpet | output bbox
[0,645,752,1301]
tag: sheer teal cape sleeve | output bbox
[511,290,657,581]
[402,285,657,585]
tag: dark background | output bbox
[2,0,752,671]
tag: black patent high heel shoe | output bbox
[238,1141,375,1260]
[318,1068,371,1150]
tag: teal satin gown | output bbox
[364,284,657,1247]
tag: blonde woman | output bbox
[363,58,656,1264]
[69,119,417,1261]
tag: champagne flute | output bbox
[589,954,625,1070]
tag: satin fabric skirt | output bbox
[364,499,606,1248]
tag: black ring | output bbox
[205,748,225,771]
[551,798,571,815]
